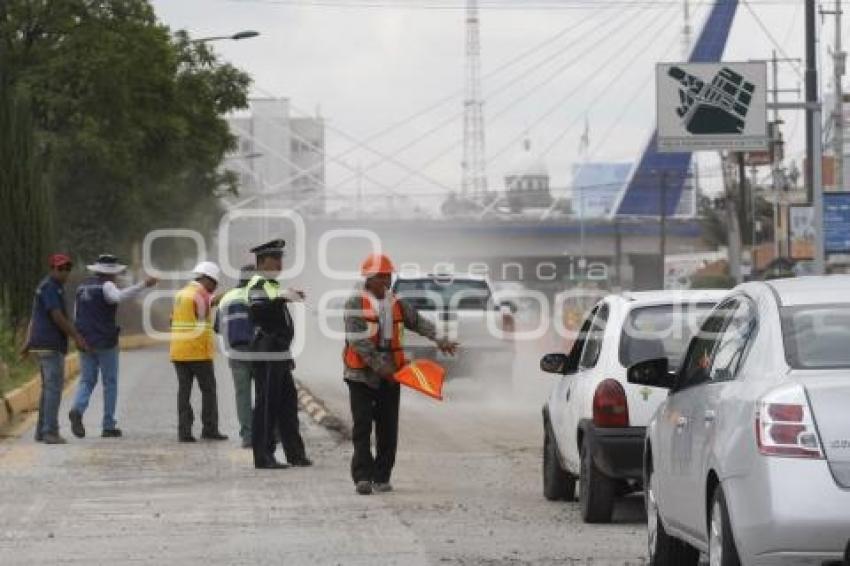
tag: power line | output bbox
[224,0,798,11]
[487,3,677,163]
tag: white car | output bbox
[541,290,725,523]
[392,273,515,380]
[629,276,850,565]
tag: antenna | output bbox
[461,0,488,199]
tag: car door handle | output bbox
[704,410,716,424]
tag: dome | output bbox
[505,138,549,179]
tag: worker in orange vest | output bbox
[342,253,458,495]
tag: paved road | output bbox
[0,340,647,565]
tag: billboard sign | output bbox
[657,62,768,152]
[825,192,850,253]
[788,205,815,261]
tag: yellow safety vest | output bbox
[170,281,214,361]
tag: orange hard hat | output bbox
[360,253,395,277]
[393,359,445,401]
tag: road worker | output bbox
[69,254,157,439]
[169,261,228,443]
[343,253,459,495]
[247,239,311,469]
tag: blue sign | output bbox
[825,192,850,253]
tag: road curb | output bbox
[295,380,350,441]
[0,335,160,437]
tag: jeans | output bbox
[36,351,65,437]
[72,348,120,430]
[228,358,253,441]
[347,379,401,484]
[173,361,219,438]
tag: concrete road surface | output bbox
[0,343,647,565]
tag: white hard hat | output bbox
[192,261,221,283]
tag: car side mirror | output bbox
[540,352,579,375]
[627,357,676,389]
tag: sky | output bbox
[150,0,827,203]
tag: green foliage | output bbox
[0,86,54,328]
[0,310,37,395]
[0,0,252,261]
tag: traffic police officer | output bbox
[247,239,311,469]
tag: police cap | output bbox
[250,239,285,258]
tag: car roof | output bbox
[616,289,728,306]
[760,275,850,307]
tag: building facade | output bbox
[225,98,326,215]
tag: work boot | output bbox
[201,431,228,441]
[42,432,67,445]
[179,435,197,443]
[255,458,289,470]
[289,457,313,467]
[356,481,373,495]
[373,482,393,493]
[68,409,85,438]
[101,428,122,438]
[34,431,44,443]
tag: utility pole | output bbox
[823,1,846,191]
[752,53,801,260]
[835,0,845,191]
[805,0,819,203]
[659,171,668,289]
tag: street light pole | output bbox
[191,30,260,44]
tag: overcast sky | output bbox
[150,0,824,202]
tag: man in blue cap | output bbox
[68,254,157,438]
[247,239,311,469]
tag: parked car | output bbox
[540,290,725,523]
[392,273,515,380]
[629,276,850,565]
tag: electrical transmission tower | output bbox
[461,0,488,199]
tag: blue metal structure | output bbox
[614,0,739,217]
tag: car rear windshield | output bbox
[619,303,716,370]
[394,278,491,310]
[782,305,850,370]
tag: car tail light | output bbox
[593,379,629,428]
[756,385,824,459]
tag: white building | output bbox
[226,98,326,215]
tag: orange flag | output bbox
[394,359,446,401]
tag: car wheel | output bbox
[708,487,741,566]
[543,425,576,501]
[579,438,616,523]
[646,465,699,566]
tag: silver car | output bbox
[628,276,850,566]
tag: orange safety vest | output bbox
[343,293,407,370]
[170,281,214,362]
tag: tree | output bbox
[0,86,54,328]
[0,0,252,261]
